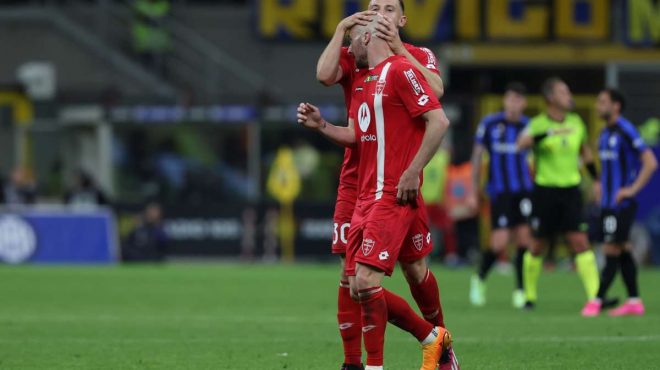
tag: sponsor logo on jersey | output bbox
[412,233,424,251]
[417,94,429,106]
[364,74,379,82]
[421,47,437,67]
[492,142,519,154]
[404,69,424,95]
[378,251,389,260]
[426,232,431,244]
[358,102,371,132]
[362,238,375,256]
[599,150,618,160]
[355,87,363,92]
[361,134,377,142]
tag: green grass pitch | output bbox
[0,263,658,369]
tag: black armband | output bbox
[586,163,599,180]
[532,132,549,144]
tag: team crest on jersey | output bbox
[364,74,379,82]
[376,80,387,95]
[403,69,424,95]
[609,135,618,148]
[412,233,424,251]
[358,102,371,132]
[362,239,375,256]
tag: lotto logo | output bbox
[378,251,389,261]
[362,239,375,256]
[426,232,431,244]
[417,94,429,106]
[412,233,424,251]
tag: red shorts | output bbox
[331,185,358,255]
[345,196,433,276]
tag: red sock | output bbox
[383,288,434,342]
[338,282,362,366]
[359,287,387,367]
[409,269,445,328]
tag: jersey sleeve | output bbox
[407,46,441,76]
[338,47,354,88]
[576,115,588,144]
[475,118,488,145]
[393,63,441,119]
[621,122,648,154]
[526,115,545,137]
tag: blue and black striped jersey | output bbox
[598,117,647,210]
[475,112,533,198]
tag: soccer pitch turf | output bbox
[0,264,658,369]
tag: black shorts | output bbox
[530,185,587,238]
[490,192,532,230]
[600,201,637,244]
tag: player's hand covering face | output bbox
[374,15,404,54]
[338,10,376,32]
[297,103,324,129]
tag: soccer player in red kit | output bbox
[316,1,458,369]
[299,15,453,370]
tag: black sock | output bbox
[597,255,620,299]
[478,250,498,280]
[514,247,526,290]
[620,251,639,298]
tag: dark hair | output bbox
[541,77,564,101]
[505,82,526,96]
[399,0,405,12]
[602,88,626,112]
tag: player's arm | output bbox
[467,144,485,210]
[615,146,658,203]
[397,108,450,205]
[316,11,375,86]
[297,103,356,147]
[374,15,444,97]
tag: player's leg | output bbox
[607,203,644,316]
[511,224,532,308]
[398,209,458,370]
[337,256,363,369]
[339,205,365,369]
[356,204,447,370]
[524,186,555,308]
[609,243,645,316]
[565,230,600,316]
[399,209,446,328]
[470,226,509,306]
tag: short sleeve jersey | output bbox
[475,112,533,197]
[528,112,587,187]
[598,116,648,209]
[337,44,441,193]
[349,55,441,201]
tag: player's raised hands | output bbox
[338,10,377,32]
[374,15,404,55]
[297,103,325,130]
[396,168,419,207]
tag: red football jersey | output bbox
[349,55,441,201]
[336,43,440,192]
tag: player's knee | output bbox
[355,264,381,290]
[401,259,427,284]
[603,243,623,256]
[568,232,589,253]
